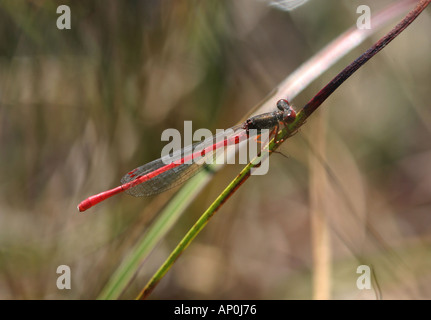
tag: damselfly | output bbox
[77,99,296,212]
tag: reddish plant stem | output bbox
[302,0,430,118]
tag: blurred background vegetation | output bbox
[0,0,430,299]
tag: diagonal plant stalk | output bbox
[97,171,209,299]
[97,0,421,300]
[137,0,431,300]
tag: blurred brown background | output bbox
[0,0,431,299]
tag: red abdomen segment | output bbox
[77,129,249,212]
[77,186,125,212]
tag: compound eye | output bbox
[284,108,296,123]
[276,99,290,111]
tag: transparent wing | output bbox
[121,125,246,197]
[121,159,201,197]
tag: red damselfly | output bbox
[77,99,296,212]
